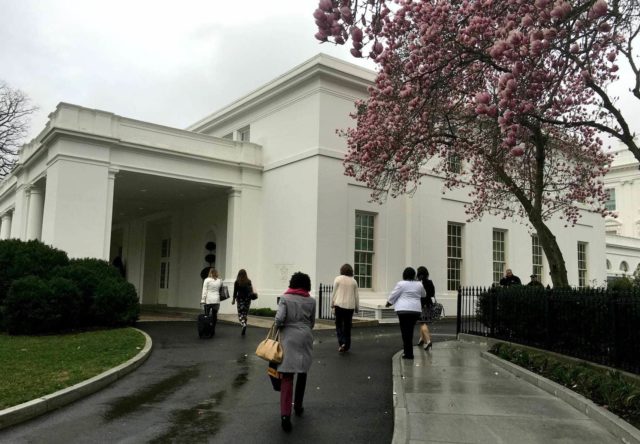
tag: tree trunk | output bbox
[530,218,569,288]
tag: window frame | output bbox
[447,223,463,291]
[354,211,375,289]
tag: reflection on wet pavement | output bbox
[104,366,200,421]
[150,390,226,444]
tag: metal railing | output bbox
[457,286,640,374]
[317,283,335,320]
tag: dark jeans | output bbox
[334,306,355,350]
[204,303,219,331]
[397,311,420,358]
[280,373,307,416]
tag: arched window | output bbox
[620,261,629,273]
[606,259,611,270]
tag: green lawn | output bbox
[0,328,146,410]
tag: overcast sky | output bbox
[0,0,636,148]
[0,0,374,140]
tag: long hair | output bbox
[340,263,354,277]
[236,268,250,286]
[208,268,219,279]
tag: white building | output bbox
[604,145,640,281]
[0,54,609,316]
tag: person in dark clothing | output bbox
[232,269,254,335]
[527,274,544,287]
[416,266,435,351]
[499,268,521,286]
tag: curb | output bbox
[0,328,153,431]
[481,350,640,444]
[391,350,409,444]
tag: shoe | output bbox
[281,415,292,432]
[241,326,247,336]
[401,354,414,360]
[294,406,304,417]
[417,339,424,346]
[424,342,432,352]
[338,345,345,353]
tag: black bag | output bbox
[198,310,215,338]
[429,302,445,321]
[219,285,230,301]
[267,362,281,391]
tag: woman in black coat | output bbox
[232,269,254,335]
[416,266,435,351]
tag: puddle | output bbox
[232,354,249,388]
[104,366,200,421]
[149,390,226,443]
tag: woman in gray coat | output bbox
[274,271,316,432]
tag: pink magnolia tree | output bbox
[315,0,618,287]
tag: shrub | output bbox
[92,279,139,327]
[0,240,69,304]
[4,276,83,334]
[249,307,277,317]
[608,276,634,291]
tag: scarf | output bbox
[285,288,310,297]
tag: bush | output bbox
[0,240,69,304]
[608,276,635,291]
[92,279,139,327]
[249,307,277,317]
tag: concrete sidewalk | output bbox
[392,340,625,444]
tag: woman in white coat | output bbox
[386,267,425,359]
[201,268,223,335]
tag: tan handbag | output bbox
[256,323,284,363]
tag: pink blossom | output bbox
[510,145,525,156]
[351,26,363,42]
[475,92,491,104]
[589,0,608,19]
[318,0,333,13]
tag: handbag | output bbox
[256,323,284,363]
[219,284,230,301]
[267,361,281,391]
[430,301,445,321]
[249,285,258,300]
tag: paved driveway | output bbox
[0,320,457,443]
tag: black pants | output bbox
[334,306,355,350]
[280,373,307,416]
[397,311,420,358]
[204,303,219,331]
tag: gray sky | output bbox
[0,0,637,148]
[0,0,374,140]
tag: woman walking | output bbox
[386,267,425,359]
[274,272,316,432]
[232,269,254,335]
[416,266,435,351]
[331,263,359,352]
[200,268,222,335]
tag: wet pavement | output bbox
[0,319,457,443]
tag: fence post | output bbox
[489,286,496,337]
[318,284,324,319]
[456,287,462,335]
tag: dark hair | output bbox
[402,267,416,281]
[289,272,311,291]
[236,269,249,286]
[416,266,429,280]
[340,263,354,277]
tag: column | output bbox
[0,212,12,239]
[103,168,118,259]
[225,187,242,279]
[26,186,44,240]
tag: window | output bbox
[620,261,629,273]
[605,188,616,211]
[160,238,171,289]
[492,230,506,285]
[447,223,463,290]
[447,154,461,173]
[238,126,250,142]
[354,212,375,289]
[606,259,611,270]
[577,242,587,288]
[532,234,543,280]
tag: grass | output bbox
[0,328,146,410]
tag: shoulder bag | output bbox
[219,284,230,301]
[256,323,283,363]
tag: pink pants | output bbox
[280,373,307,416]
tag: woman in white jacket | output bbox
[201,268,223,334]
[386,267,426,359]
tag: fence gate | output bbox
[317,283,335,320]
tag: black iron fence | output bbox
[457,286,640,374]
[317,283,335,320]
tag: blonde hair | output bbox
[208,268,219,279]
